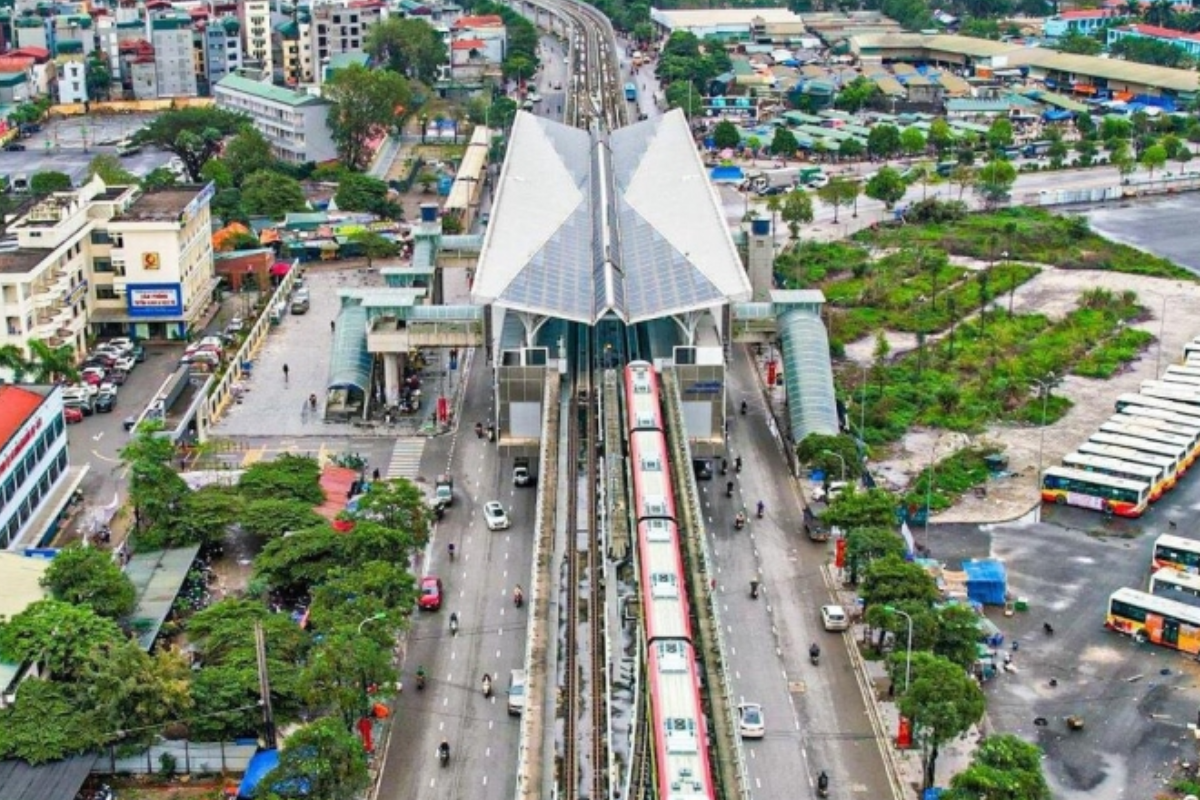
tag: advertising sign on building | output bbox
[127,283,183,317]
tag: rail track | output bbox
[526,0,626,129]
[562,327,606,800]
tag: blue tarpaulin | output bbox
[238,750,279,798]
[709,166,745,183]
[962,559,1007,606]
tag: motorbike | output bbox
[450,613,459,636]
[416,671,426,691]
[448,543,456,562]
[735,457,743,474]
[734,514,746,530]
[809,644,820,666]
[726,481,734,499]
[514,588,525,608]
[438,743,450,767]
[817,771,829,798]
[740,400,747,415]
[756,501,765,519]
[720,459,728,476]
[1043,622,1054,635]
[482,675,493,698]
[750,580,760,600]
[475,422,484,439]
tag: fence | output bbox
[91,740,259,776]
[49,98,215,118]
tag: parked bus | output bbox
[1106,587,1200,654]
[1094,431,1185,474]
[1162,370,1200,388]
[1152,533,1200,572]
[1040,465,1150,517]
[1111,413,1200,465]
[625,82,637,101]
[1115,393,1200,423]
[1141,381,1200,407]
[1165,365,1200,380]
[1077,440,1178,490]
[1098,420,1195,466]
[1184,337,1200,361]
[1150,568,1200,601]
[1061,452,1166,501]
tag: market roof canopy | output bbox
[471,109,751,325]
[327,305,371,396]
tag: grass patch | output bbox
[1073,327,1155,379]
[850,288,1148,444]
[776,241,871,287]
[852,207,1194,280]
[906,446,1002,511]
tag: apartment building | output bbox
[450,14,504,63]
[1108,23,1200,58]
[214,73,337,163]
[0,178,218,355]
[55,53,87,102]
[240,0,273,75]
[199,16,242,93]
[151,13,199,96]
[1042,8,1125,39]
[0,386,74,552]
[309,0,384,81]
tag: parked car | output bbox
[132,344,146,363]
[738,703,765,739]
[225,316,245,334]
[63,406,84,424]
[94,391,116,413]
[107,368,128,386]
[114,356,136,373]
[418,576,444,610]
[821,604,850,632]
[507,669,527,716]
[81,367,107,385]
[4,143,25,152]
[64,395,94,416]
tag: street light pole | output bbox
[924,438,936,543]
[884,605,914,692]
[1031,374,1056,518]
[1156,294,1167,378]
[860,362,868,440]
[356,612,388,720]
[822,450,847,483]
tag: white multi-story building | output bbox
[55,54,87,102]
[0,385,74,552]
[151,13,199,97]
[214,73,337,163]
[240,0,273,75]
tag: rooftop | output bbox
[1056,8,1122,18]
[118,187,205,221]
[1114,23,1200,43]
[0,552,49,624]
[0,248,54,274]
[0,385,47,456]
[453,13,502,28]
[650,8,805,26]
[215,73,328,107]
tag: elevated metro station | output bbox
[327,108,839,454]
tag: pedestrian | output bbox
[330,320,335,334]
[373,468,381,481]
[887,682,895,699]
[283,363,289,383]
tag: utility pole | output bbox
[255,621,277,749]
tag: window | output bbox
[92,257,113,272]
[96,286,118,300]
[90,230,111,245]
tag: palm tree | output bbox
[27,339,78,383]
[0,344,32,383]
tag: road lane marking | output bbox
[92,431,104,442]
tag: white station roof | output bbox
[471,109,750,325]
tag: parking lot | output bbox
[0,113,172,184]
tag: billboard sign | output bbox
[127,283,183,317]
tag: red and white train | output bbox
[624,361,715,800]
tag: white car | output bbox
[484,501,510,531]
[226,316,245,334]
[738,703,765,739]
[812,481,849,503]
[821,604,850,632]
[114,356,136,373]
[806,174,830,189]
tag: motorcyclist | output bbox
[438,740,450,763]
[740,399,748,415]
[416,665,427,689]
[721,458,729,475]
[735,456,743,473]
[734,512,746,529]
[514,585,524,606]
[482,673,493,697]
[448,542,456,561]
[817,771,829,795]
[810,643,821,660]
[726,480,734,498]
[449,612,459,634]
[756,500,765,518]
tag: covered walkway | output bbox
[327,305,372,420]
[774,291,838,443]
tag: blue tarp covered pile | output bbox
[238,750,279,799]
[962,559,1007,606]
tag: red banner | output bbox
[897,716,913,749]
[835,537,846,569]
[357,716,375,752]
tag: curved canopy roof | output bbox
[471,109,750,325]
[778,308,839,442]
[327,305,372,396]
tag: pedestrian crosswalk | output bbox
[386,438,425,480]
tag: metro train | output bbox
[624,361,714,800]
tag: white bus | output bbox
[1061,452,1165,501]
[1115,393,1200,423]
[1152,533,1200,572]
[1111,413,1200,465]
[1141,381,1200,406]
[1150,568,1200,601]
[1088,432,1186,477]
[1163,370,1200,388]
[1040,465,1150,517]
[1076,441,1177,490]
[1184,337,1200,361]
[1099,420,1193,451]
[1166,365,1200,380]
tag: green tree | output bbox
[0,679,108,763]
[78,641,193,750]
[260,717,370,800]
[986,118,1014,153]
[900,127,927,160]
[892,652,987,789]
[324,64,412,171]
[860,554,940,609]
[239,498,326,539]
[817,176,860,223]
[867,123,901,159]
[307,561,416,634]
[0,344,32,382]
[1140,142,1168,180]
[350,478,431,542]
[223,127,276,186]
[769,127,799,158]
[364,16,446,83]
[87,154,136,185]
[1047,137,1069,169]
[795,433,861,480]
[835,76,878,113]
[253,527,350,597]
[845,527,905,581]
[780,188,813,238]
[120,425,190,538]
[240,170,308,219]
[135,107,247,181]
[30,171,72,195]
[838,137,865,160]
[335,173,397,217]
[1055,31,1104,55]
[174,484,244,547]
[0,600,123,682]
[821,487,898,530]
[141,167,179,190]
[41,544,136,619]
[960,18,1001,38]
[200,158,236,190]
[85,51,112,100]
[300,630,394,727]
[27,339,78,383]
[1110,35,1195,68]
[712,120,741,150]
[865,166,907,209]
[975,159,1017,207]
[664,81,703,117]
[1075,138,1098,168]
[351,230,400,268]
[928,603,986,670]
[945,734,1052,800]
[239,454,325,504]
[928,117,955,156]
[211,187,246,224]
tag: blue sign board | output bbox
[127,283,183,318]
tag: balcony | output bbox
[32,284,56,310]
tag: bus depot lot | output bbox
[933,508,1200,800]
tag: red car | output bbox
[64,407,83,424]
[418,576,444,610]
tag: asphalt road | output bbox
[375,352,534,800]
[709,348,891,800]
[1084,192,1200,275]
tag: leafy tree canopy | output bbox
[241,170,309,219]
[364,16,447,83]
[135,107,248,181]
[0,679,108,763]
[0,599,123,682]
[865,166,908,209]
[87,154,136,185]
[223,127,277,187]
[335,173,397,218]
[867,124,901,159]
[41,544,136,619]
[821,487,898,530]
[835,76,878,113]
[30,171,72,195]
[259,717,370,800]
[307,561,416,637]
[712,120,741,151]
[780,188,813,238]
[860,554,939,609]
[238,454,326,505]
[770,127,800,158]
[893,651,987,789]
[240,498,327,540]
[325,64,412,171]
[945,734,1052,800]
